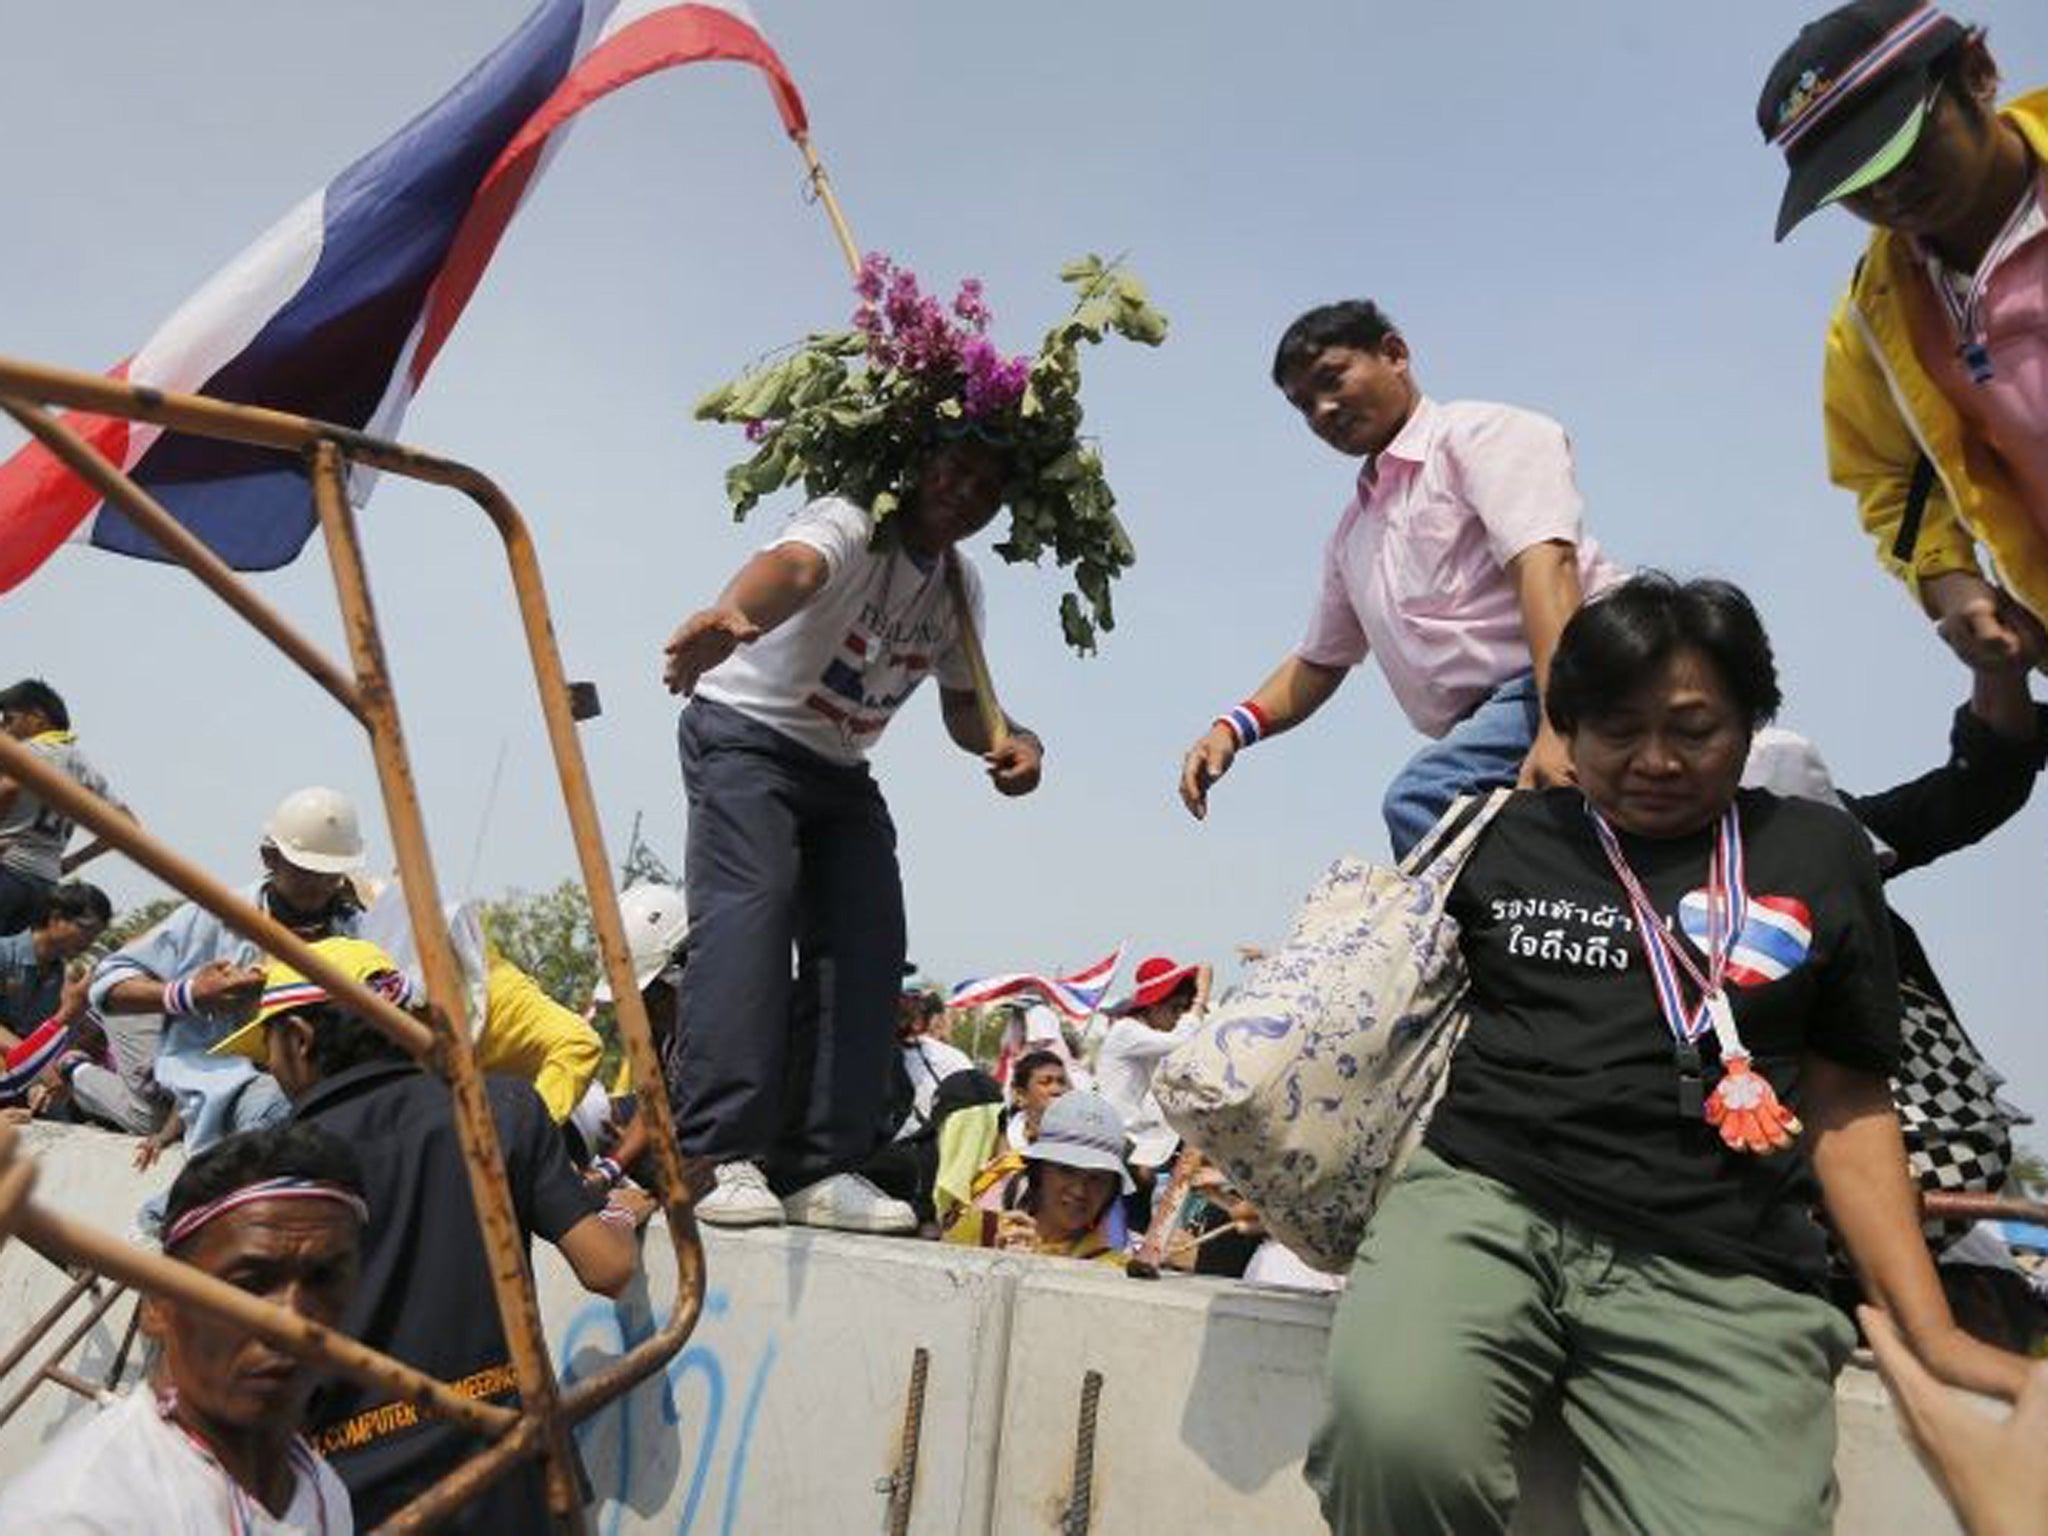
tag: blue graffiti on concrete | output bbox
[557,1286,779,1535]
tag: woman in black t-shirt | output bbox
[1308,574,2032,1536]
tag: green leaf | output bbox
[1059,593,1098,654]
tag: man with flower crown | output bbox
[658,254,1165,1233]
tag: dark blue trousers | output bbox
[671,700,906,1190]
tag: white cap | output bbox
[1741,727,1894,868]
[264,786,367,875]
[592,883,690,1003]
[1024,1089,1134,1194]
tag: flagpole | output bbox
[790,131,1012,752]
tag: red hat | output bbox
[1128,955,1199,1011]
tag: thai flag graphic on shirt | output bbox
[1677,890,1814,988]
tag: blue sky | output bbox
[5,2,2048,1122]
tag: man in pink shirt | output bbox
[1764,2,2048,675]
[1178,300,1622,857]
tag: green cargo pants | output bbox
[1306,1147,1857,1536]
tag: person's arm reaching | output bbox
[1860,1304,2048,1536]
[939,691,1043,797]
[1808,1056,2031,1402]
[1842,667,2047,877]
[1506,539,1583,789]
[662,544,829,696]
[1178,654,1346,820]
[556,1188,655,1299]
[59,799,138,876]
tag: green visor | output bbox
[1819,92,1934,207]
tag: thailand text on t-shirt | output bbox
[1425,787,1900,1292]
[694,496,983,764]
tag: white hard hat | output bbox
[264,786,367,875]
[592,883,690,1003]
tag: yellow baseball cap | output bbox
[211,936,413,1062]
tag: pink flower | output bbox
[855,252,891,302]
[953,278,990,328]
[743,418,775,443]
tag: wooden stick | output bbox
[1127,1149,1203,1280]
[788,132,1010,753]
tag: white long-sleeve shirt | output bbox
[1095,1015,1200,1167]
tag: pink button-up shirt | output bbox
[1298,396,1621,738]
[1916,171,2048,540]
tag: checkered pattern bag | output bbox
[1892,976,2020,1250]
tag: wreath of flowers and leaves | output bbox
[693,253,1168,654]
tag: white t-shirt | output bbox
[0,734,112,882]
[0,1387,355,1533]
[694,496,985,765]
[1095,1015,1200,1168]
[894,1036,975,1140]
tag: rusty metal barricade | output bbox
[0,351,708,1533]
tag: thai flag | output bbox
[949,947,1126,1021]
[1679,890,1814,989]
[0,1,807,595]
[0,1015,72,1101]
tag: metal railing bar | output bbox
[0,398,365,722]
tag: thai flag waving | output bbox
[950,947,1126,1021]
[0,1,807,594]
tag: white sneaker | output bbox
[780,1173,917,1234]
[696,1160,785,1228]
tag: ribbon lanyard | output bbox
[1587,804,1746,1114]
[1585,800,1801,1154]
[1927,178,2044,385]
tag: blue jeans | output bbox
[673,699,906,1189]
[1383,671,1541,861]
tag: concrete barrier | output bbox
[0,1123,1971,1533]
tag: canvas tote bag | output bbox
[1154,789,1511,1272]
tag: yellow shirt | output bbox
[476,958,602,1122]
[939,1152,1126,1268]
[1824,90,2048,623]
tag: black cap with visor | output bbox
[1758,0,1969,240]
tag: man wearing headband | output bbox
[0,1124,364,1532]
[660,438,1045,1234]
[215,936,648,1533]
[1764,3,2048,674]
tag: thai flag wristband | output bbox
[161,977,198,1018]
[592,1155,624,1189]
[1214,701,1270,750]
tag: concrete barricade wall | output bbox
[0,1124,1970,1534]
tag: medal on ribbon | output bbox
[1588,801,1801,1156]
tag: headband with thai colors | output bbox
[162,1176,370,1251]
[259,966,418,1020]
[1771,4,1950,151]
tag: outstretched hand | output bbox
[1926,572,2046,673]
[662,608,762,696]
[1861,1305,2048,1536]
[1178,727,1238,821]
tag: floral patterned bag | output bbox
[1154,790,1511,1272]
